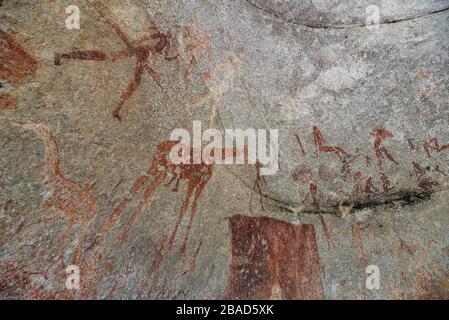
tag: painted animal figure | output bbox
[102,140,261,254]
[106,141,213,254]
[373,128,399,169]
[11,120,98,263]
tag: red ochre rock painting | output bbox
[0,29,37,109]
[11,120,98,264]
[293,126,448,210]
[224,215,324,300]
[53,3,178,120]
[101,141,263,255]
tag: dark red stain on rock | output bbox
[0,29,37,84]
[0,29,37,109]
[224,215,324,300]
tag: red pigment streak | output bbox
[296,178,322,209]
[100,172,153,233]
[54,4,178,120]
[313,126,348,162]
[309,182,320,210]
[373,128,399,169]
[412,162,439,191]
[354,176,378,196]
[12,120,98,264]
[224,215,324,299]
[435,165,447,176]
[1,29,37,110]
[104,141,261,255]
[424,138,449,157]
[379,172,394,192]
[0,261,47,298]
[416,71,430,79]
[250,160,267,211]
[365,156,372,167]
[319,215,334,250]
[407,138,418,151]
[0,29,37,85]
[181,24,213,81]
[54,50,107,65]
[341,159,365,182]
[400,239,415,256]
[113,179,124,190]
[352,222,369,267]
[0,93,16,109]
[294,133,306,156]
[182,241,203,277]
[138,238,166,297]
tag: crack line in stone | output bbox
[245,0,449,30]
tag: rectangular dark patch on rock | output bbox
[224,215,324,299]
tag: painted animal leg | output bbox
[144,64,162,89]
[101,174,150,233]
[117,172,166,241]
[250,181,265,212]
[100,199,129,234]
[380,147,399,165]
[54,51,107,66]
[179,185,205,254]
[167,186,194,252]
[59,217,76,248]
[184,56,196,81]
[112,64,144,120]
[73,217,91,264]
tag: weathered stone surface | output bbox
[0,0,448,299]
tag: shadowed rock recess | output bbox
[0,0,448,299]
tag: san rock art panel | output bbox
[1,0,449,300]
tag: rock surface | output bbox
[1,0,449,299]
